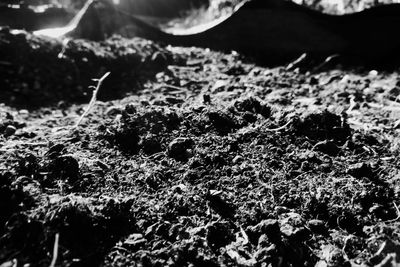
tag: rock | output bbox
[3,125,16,137]
[106,106,122,117]
[19,109,29,117]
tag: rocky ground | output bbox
[2,29,400,267]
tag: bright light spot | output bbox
[32,0,94,39]
[34,26,74,38]
[369,70,378,77]
[10,29,25,35]
[112,0,120,4]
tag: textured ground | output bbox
[2,30,400,267]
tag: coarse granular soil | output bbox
[2,29,400,267]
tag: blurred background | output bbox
[1,0,400,39]
[3,0,400,17]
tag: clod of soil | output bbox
[294,110,351,143]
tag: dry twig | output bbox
[264,119,293,132]
[286,53,307,71]
[311,54,340,73]
[74,72,111,128]
[384,202,400,223]
[49,233,60,267]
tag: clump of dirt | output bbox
[0,173,35,239]
[106,105,181,153]
[234,96,272,118]
[1,196,135,266]
[16,145,84,190]
[0,112,26,138]
[106,96,271,155]
[294,109,351,144]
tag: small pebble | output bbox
[106,106,122,117]
[368,70,378,77]
[4,125,16,137]
[19,109,29,117]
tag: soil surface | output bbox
[2,29,400,267]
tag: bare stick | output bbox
[34,0,95,38]
[74,72,111,128]
[264,119,293,132]
[311,54,340,74]
[384,201,400,223]
[286,53,307,71]
[49,233,60,267]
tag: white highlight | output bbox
[33,0,94,38]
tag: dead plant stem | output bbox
[74,72,110,128]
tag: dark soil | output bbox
[0,28,176,107]
[2,29,400,267]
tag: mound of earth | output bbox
[2,29,400,267]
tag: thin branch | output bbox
[384,201,400,223]
[311,54,340,73]
[264,119,293,132]
[49,233,60,267]
[286,53,307,71]
[74,72,111,128]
